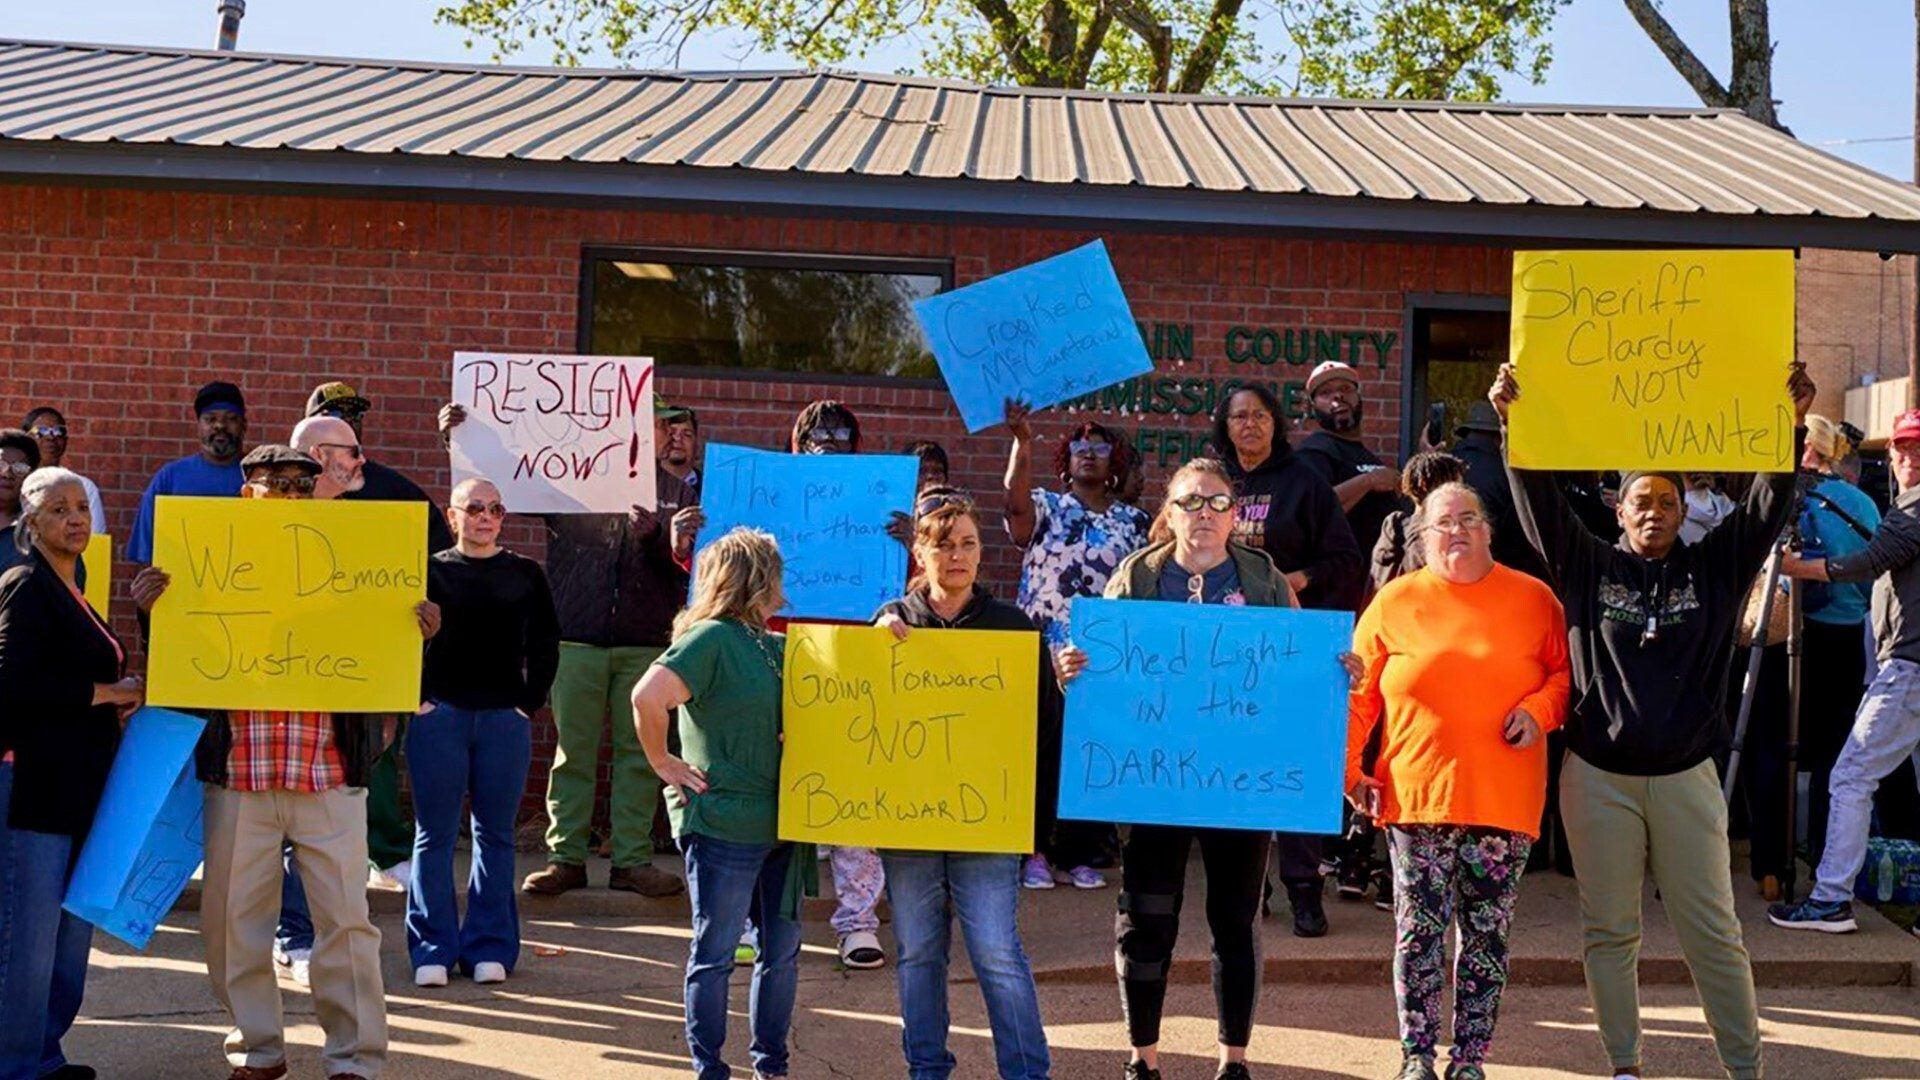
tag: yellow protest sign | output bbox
[146,497,427,712]
[1507,249,1796,472]
[82,534,111,616]
[778,624,1038,853]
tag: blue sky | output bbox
[7,1,1914,179]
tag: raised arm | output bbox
[1702,363,1816,577]
[1003,399,1038,547]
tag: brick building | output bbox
[5,40,1920,817]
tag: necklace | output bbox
[742,623,784,674]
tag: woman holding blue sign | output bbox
[632,526,808,1080]
[873,494,1053,1080]
[1347,481,1570,1080]
[1056,457,1358,1080]
[0,467,141,1080]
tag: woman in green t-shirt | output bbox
[631,526,797,1080]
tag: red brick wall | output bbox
[0,183,1510,826]
[1797,248,1915,419]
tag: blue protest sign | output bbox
[913,240,1154,432]
[64,707,207,948]
[693,443,917,621]
[1058,598,1352,833]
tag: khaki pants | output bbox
[202,786,387,1078]
[1560,754,1762,1080]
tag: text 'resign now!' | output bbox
[913,240,1155,433]
[449,352,657,514]
[146,497,427,712]
[1506,249,1796,473]
[1059,598,1351,834]
[777,624,1039,853]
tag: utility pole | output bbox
[1911,0,1918,407]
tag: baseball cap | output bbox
[306,381,370,418]
[1305,361,1361,397]
[1890,409,1920,447]
[194,380,246,417]
[1455,401,1502,437]
[240,444,322,476]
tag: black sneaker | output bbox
[1336,857,1370,900]
[1767,897,1858,933]
[1288,882,1329,938]
[1396,1056,1438,1080]
[1372,867,1395,912]
[1216,1063,1252,1080]
[1123,1060,1161,1080]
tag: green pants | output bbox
[364,732,413,869]
[545,643,664,868]
[1560,753,1762,1080]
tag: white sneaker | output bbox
[472,961,507,984]
[370,860,412,891]
[414,964,449,988]
[274,946,312,988]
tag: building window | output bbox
[583,248,950,382]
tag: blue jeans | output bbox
[405,704,532,972]
[1812,657,1920,904]
[681,834,802,1080]
[882,853,1050,1080]
[277,844,312,953]
[0,763,95,1080]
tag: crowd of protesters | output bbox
[3,351,1920,1080]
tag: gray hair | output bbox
[16,466,88,554]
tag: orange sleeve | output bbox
[1515,585,1571,734]
[1345,593,1389,790]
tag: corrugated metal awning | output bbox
[6,39,1920,251]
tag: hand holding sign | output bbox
[914,241,1154,432]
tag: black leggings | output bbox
[1115,824,1268,1048]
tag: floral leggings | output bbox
[1388,824,1532,1066]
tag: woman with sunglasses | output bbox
[1348,482,1569,1080]
[408,477,561,987]
[1003,400,1150,892]
[1057,457,1355,1080]
[872,495,1053,1080]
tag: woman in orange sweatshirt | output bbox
[1348,481,1571,1080]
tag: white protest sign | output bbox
[449,353,656,514]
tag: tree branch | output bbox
[1726,0,1782,128]
[1110,0,1173,91]
[1038,0,1078,74]
[966,0,1044,83]
[1621,0,1729,107]
[1175,0,1246,94]
[1068,3,1114,87]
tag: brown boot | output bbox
[608,863,685,897]
[521,861,588,895]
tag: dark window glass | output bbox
[585,252,946,381]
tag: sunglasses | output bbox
[0,461,31,479]
[319,406,366,421]
[1069,439,1113,458]
[914,492,975,518]
[317,442,364,460]
[29,425,66,439]
[457,501,508,518]
[1171,493,1235,514]
[803,426,853,445]
[248,475,317,495]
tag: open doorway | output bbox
[1402,298,1508,457]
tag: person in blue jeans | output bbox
[0,468,144,1080]
[872,495,1053,1080]
[408,478,560,987]
[1773,408,1920,934]
[632,527,806,1080]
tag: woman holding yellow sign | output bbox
[872,494,1053,1080]
[631,527,804,1080]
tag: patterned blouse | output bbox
[1015,488,1151,648]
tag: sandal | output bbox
[838,930,886,970]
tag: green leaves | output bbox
[434,0,1566,99]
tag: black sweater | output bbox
[1506,432,1800,776]
[423,548,561,716]
[1224,443,1363,611]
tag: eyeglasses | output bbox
[0,461,31,479]
[316,442,364,460]
[248,475,317,495]
[1427,512,1487,534]
[457,501,508,518]
[1227,411,1272,427]
[1171,493,1235,514]
[914,492,975,518]
[28,425,66,439]
[803,426,853,446]
[1068,439,1113,459]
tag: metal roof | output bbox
[6,39,1920,251]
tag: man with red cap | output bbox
[1772,407,1920,935]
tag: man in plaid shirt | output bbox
[133,440,441,1080]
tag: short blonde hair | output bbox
[675,527,784,638]
[1805,414,1852,467]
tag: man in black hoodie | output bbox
[1491,361,1813,1080]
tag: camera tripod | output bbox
[1723,542,1803,903]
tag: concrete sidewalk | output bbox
[178,846,1920,987]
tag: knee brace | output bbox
[1115,890,1181,982]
